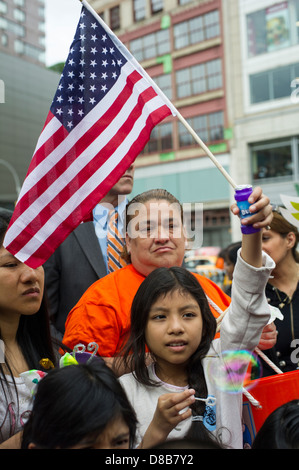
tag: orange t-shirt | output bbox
[62,264,230,357]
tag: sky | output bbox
[44,0,82,67]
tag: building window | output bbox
[133,0,146,22]
[176,59,222,99]
[151,0,163,15]
[130,29,170,61]
[0,1,7,14]
[110,5,120,30]
[1,32,8,46]
[251,138,295,182]
[250,62,299,104]
[142,121,173,153]
[246,1,299,58]
[178,112,224,147]
[153,73,172,100]
[13,8,26,22]
[174,10,220,50]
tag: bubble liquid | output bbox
[234,185,260,235]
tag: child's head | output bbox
[123,266,216,383]
[21,359,137,449]
[252,399,299,449]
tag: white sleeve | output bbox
[219,250,275,353]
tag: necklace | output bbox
[273,287,292,310]
[273,287,295,340]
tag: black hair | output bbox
[120,266,220,445]
[225,241,242,266]
[21,359,138,449]
[252,399,299,449]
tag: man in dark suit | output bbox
[44,164,135,340]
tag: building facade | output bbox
[224,0,299,238]
[90,0,232,249]
[0,0,45,65]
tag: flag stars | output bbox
[90,60,97,67]
[102,47,108,55]
[56,108,63,115]
[67,121,73,129]
[101,72,108,80]
[56,95,63,103]
[91,22,98,30]
[89,97,96,105]
[79,22,86,30]
[101,34,107,41]
[102,60,108,67]
[78,109,84,117]
[91,34,97,42]
[101,85,108,92]
[90,72,97,80]
[91,47,97,54]
[68,59,75,66]
[90,84,96,92]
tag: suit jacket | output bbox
[44,221,108,339]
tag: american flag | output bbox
[3,5,173,268]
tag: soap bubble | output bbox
[207,350,262,394]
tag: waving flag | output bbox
[4,4,173,268]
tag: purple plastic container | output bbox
[234,185,260,234]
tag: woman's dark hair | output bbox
[252,400,299,449]
[224,241,242,266]
[120,266,219,444]
[0,208,56,441]
[21,359,137,449]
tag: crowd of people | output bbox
[1,171,299,450]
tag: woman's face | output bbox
[0,246,44,318]
[126,199,186,277]
[262,229,294,266]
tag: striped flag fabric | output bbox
[3,4,173,268]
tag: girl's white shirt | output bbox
[119,250,275,449]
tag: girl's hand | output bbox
[231,186,273,230]
[139,388,195,448]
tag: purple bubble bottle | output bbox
[234,185,260,234]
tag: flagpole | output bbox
[78,0,237,189]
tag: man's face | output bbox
[109,164,135,197]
